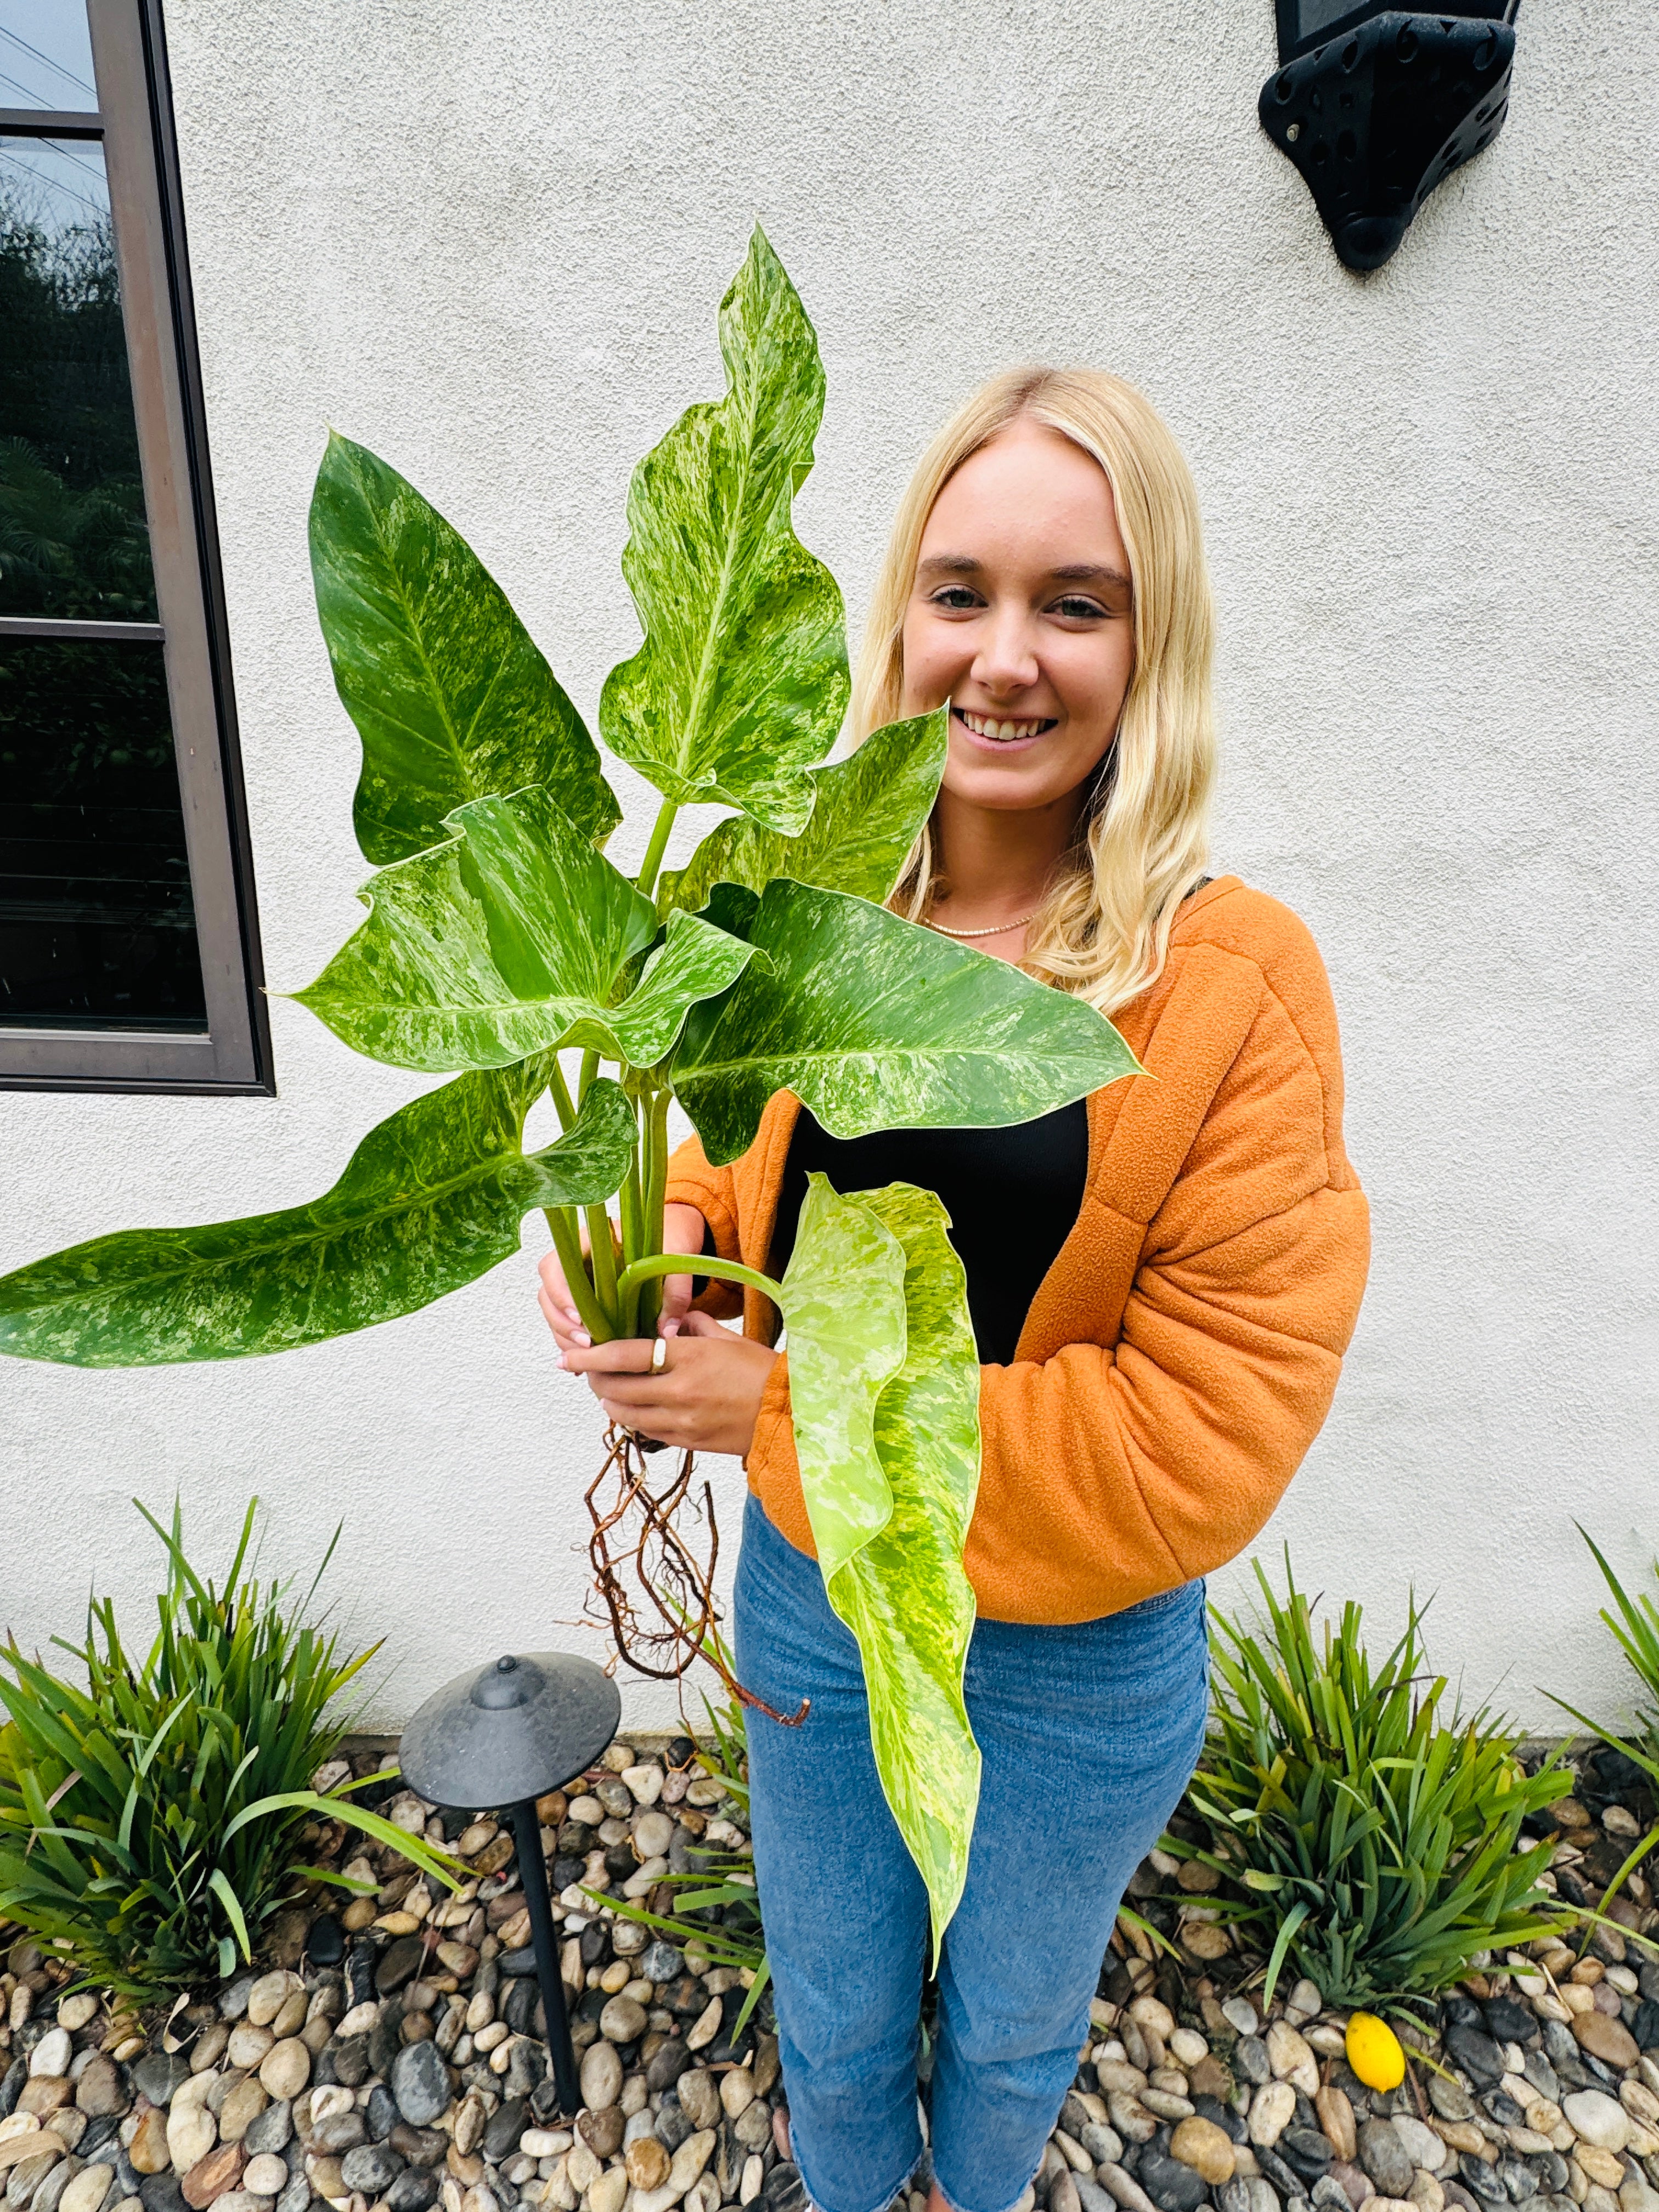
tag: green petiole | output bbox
[543,1206,613,1342]
[635,797,680,904]
[613,1249,783,1312]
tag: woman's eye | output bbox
[1052,595,1108,620]
[930,586,981,611]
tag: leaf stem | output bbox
[636,798,680,904]
[636,1087,673,1335]
[577,1048,600,1104]
[585,1203,621,1325]
[546,1058,578,1132]
[544,1207,613,1343]
[614,1250,783,1310]
[616,1093,648,1337]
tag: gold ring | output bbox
[650,1336,668,1373]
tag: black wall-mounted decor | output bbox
[1261,2,1520,271]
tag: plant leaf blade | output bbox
[670,878,1143,1166]
[599,227,848,833]
[659,707,949,918]
[311,432,619,863]
[0,1067,634,1365]
[776,1175,907,1581]
[292,787,752,1074]
[780,1177,983,1960]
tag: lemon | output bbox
[1345,2010,1406,2091]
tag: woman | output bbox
[541,368,1370,2212]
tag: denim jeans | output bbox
[733,1493,1210,2212]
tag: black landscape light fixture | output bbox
[1260,1,1521,270]
[398,1651,622,2117]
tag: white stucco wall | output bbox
[5,1,1656,1740]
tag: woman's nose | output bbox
[971,611,1040,695]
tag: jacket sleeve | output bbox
[663,1131,746,1322]
[743,930,1372,1623]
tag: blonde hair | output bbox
[853,366,1216,1018]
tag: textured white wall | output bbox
[4,2,1656,1737]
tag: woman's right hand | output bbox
[537,1202,709,1359]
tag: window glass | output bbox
[0,2,97,112]
[0,2,267,1084]
[1,636,206,1029]
[1,133,156,621]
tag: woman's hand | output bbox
[537,1201,708,1358]
[562,1313,777,1457]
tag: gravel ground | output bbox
[1,1740,1654,2212]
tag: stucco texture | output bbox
[3,2,1655,1734]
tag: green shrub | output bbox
[1163,1555,1571,2016]
[0,1498,457,1995]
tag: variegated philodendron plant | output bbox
[0,232,1140,1951]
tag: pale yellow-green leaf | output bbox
[777,1176,906,1581]
[778,1176,983,1959]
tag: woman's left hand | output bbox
[561,1312,777,1457]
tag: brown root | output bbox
[584,1423,808,1728]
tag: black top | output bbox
[767,1101,1091,1367]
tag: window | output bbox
[1,0,269,1090]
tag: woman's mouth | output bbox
[953,706,1058,748]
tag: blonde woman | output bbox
[546,370,1371,2212]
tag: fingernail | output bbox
[574,1331,591,1348]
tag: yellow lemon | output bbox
[1345,2010,1406,2092]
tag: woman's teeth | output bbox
[958,709,1053,742]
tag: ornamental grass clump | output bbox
[1545,1526,1659,1915]
[599,1641,771,2032]
[1163,1555,1572,2016]
[1550,1526,1659,1779]
[0,1498,458,1996]
[0,229,1143,1957]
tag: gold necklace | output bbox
[925,909,1039,939]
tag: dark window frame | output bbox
[0,0,272,1093]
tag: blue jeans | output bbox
[733,1494,1210,2212]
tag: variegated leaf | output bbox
[311,433,619,863]
[670,878,1143,1165]
[292,786,753,1073]
[599,227,848,833]
[0,1071,634,1367]
[830,1182,982,1956]
[658,707,949,919]
[776,1175,907,1580]
[780,1175,983,1957]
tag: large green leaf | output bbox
[658,707,949,919]
[780,1176,983,1956]
[670,878,1143,1165]
[292,785,753,1073]
[0,1069,634,1367]
[774,1176,907,1580]
[599,227,848,834]
[311,432,619,864]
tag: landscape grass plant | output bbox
[595,1649,769,2032]
[1549,1526,1659,1778]
[1545,1526,1659,1930]
[1162,1555,1572,2016]
[0,1498,458,1996]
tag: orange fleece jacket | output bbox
[663,876,1370,1625]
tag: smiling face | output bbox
[898,416,1136,819]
